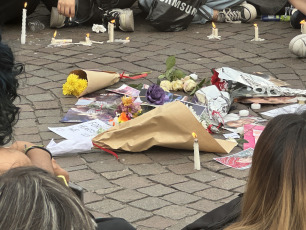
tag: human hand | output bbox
[57,0,76,18]
[9,141,36,153]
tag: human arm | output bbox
[57,0,76,18]
[290,0,306,15]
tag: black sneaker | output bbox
[217,2,257,23]
[290,9,306,29]
[101,8,134,32]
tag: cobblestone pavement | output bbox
[2,3,306,230]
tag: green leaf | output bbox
[166,56,176,70]
[237,138,249,145]
[158,74,165,79]
[128,83,143,90]
[157,78,161,85]
[165,68,173,81]
[172,69,185,80]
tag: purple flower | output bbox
[146,84,165,105]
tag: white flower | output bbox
[189,73,198,80]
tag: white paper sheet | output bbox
[47,138,93,156]
[223,132,240,139]
[261,104,306,117]
[48,119,111,140]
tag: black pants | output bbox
[95,217,136,230]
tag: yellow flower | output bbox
[62,74,88,97]
[121,95,133,106]
[160,80,172,92]
[171,80,183,91]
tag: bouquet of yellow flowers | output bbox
[63,73,88,97]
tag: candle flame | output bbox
[86,33,90,38]
[111,19,115,24]
[126,37,129,40]
[300,20,306,24]
[212,22,216,29]
[53,30,57,38]
[24,2,27,8]
[192,132,197,138]
[254,23,258,27]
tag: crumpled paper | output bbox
[92,24,106,33]
[47,138,93,156]
[195,85,231,123]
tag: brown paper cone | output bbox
[70,69,120,97]
[92,101,237,153]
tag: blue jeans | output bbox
[138,0,245,24]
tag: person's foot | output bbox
[290,9,306,29]
[217,2,257,23]
[103,8,134,32]
[289,34,306,57]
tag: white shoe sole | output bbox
[289,34,306,57]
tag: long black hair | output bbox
[0,33,21,145]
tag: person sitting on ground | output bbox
[0,166,136,230]
[183,109,306,230]
[225,110,306,230]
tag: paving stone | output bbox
[167,162,197,175]
[88,159,127,173]
[154,205,197,220]
[101,169,133,180]
[172,180,211,193]
[110,207,153,222]
[68,169,100,182]
[83,192,103,204]
[208,177,246,190]
[120,154,153,164]
[130,197,171,211]
[148,172,189,185]
[111,174,153,189]
[107,189,147,202]
[187,199,222,212]
[188,169,225,183]
[95,186,123,195]
[162,191,201,205]
[137,184,176,197]
[33,101,59,109]
[136,216,176,229]
[86,199,124,213]
[77,178,113,191]
[129,163,168,176]
[81,152,114,162]
[194,188,233,201]
[54,156,85,167]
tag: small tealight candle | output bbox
[254,23,259,41]
[251,103,261,110]
[192,132,201,170]
[51,30,72,45]
[21,2,27,44]
[239,110,249,117]
[301,20,306,34]
[85,33,91,43]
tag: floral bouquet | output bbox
[62,69,148,97]
[92,101,237,153]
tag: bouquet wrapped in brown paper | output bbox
[92,101,237,154]
[63,69,147,98]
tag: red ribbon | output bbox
[92,142,119,160]
[120,72,148,80]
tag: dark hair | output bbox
[227,109,306,230]
[0,34,21,145]
[0,166,96,230]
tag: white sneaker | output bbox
[107,8,134,32]
[218,2,257,23]
[289,34,306,57]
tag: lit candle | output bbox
[254,24,259,41]
[21,2,27,44]
[212,22,218,37]
[192,132,201,170]
[85,33,92,44]
[51,30,72,44]
[301,20,306,34]
[108,20,115,42]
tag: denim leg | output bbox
[192,0,245,24]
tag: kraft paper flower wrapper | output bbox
[69,69,120,97]
[92,101,237,153]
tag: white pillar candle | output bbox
[254,24,259,41]
[251,103,261,110]
[21,2,27,44]
[85,33,91,43]
[192,132,201,170]
[108,22,114,42]
[212,22,218,37]
[239,110,249,117]
[301,20,306,34]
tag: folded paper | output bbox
[92,101,237,153]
